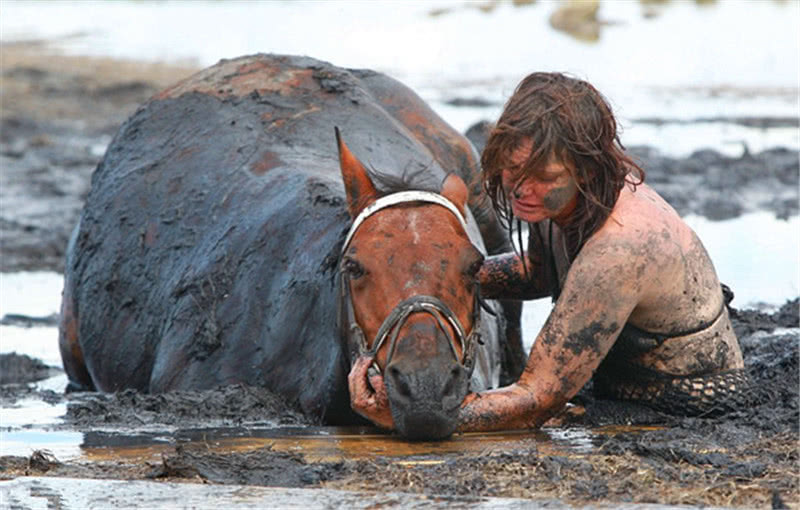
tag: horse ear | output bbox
[440,173,468,217]
[336,127,379,218]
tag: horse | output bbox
[58,54,524,439]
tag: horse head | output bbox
[336,128,486,439]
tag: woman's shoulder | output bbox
[584,184,688,259]
[618,182,682,222]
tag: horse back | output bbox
[63,54,512,421]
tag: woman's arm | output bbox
[459,235,644,432]
[479,222,555,300]
[477,252,551,300]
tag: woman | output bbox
[349,72,748,432]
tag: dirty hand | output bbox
[347,356,394,430]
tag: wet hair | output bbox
[482,72,644,270]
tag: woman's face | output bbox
[501,138,579,224]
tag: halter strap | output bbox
[341,191,468,255]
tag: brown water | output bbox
[89,427,545,464]
[9,424,657,465]
[3,424,695,510]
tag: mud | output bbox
[0,353,58,385]
[0,45,798,508]
[1,302,796,507]
[64,385,310,429]
[0,45,197,272]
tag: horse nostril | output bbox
[388,365,412,399]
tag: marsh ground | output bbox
[0,44,798,509]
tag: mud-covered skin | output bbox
[592,306,747,416]
[502,150,579,225]
[459,182,746,431]
[541,180,578,213]
[58,54,521,426]
[477,252,549,300]
[621,308,742,377]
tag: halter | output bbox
[337,191,484,377]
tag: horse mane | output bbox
[338,162,445,257]
[367,161,440,198]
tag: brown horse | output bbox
[336,129,498,438]
[58,54,523,440]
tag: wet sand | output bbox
[0,44,798,508]
[0,44,197,272]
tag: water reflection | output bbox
[0,399,66,427]
[76,425,606,464]
[0,423,628,463]
[0,429,82,460]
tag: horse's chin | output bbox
[391,408,459,441]
[383,360,470,440]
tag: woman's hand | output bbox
[458,383,541,432]
[347,356,394,430]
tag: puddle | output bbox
[0,399,66,428]
[0,327,63,368]
[0,272,63,318]
[0,429,82,461]
[1,423,637,465]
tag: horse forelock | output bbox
[366,162,441,198]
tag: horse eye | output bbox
[343,258,365,279]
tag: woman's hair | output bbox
[482,72,644,265]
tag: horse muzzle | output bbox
[382,326,471,440]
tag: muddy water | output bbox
[4,424,614,464]
[2,301,794,507]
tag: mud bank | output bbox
[0,353,57,385]
[0,46,196,273]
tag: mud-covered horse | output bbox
[58,54,525,439]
